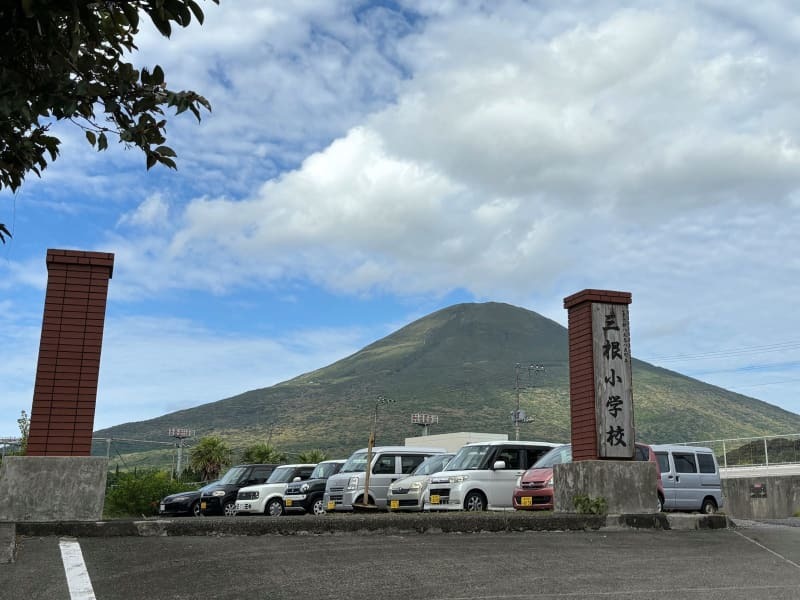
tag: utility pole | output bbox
[512,363,544,440]
[357,395,395,509]
[168,428,194,479]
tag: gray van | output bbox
[651,444,723,514]
[323,446,447,511]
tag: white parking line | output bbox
[733,529,800,570]
[59,538,97,600]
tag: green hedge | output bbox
[104,469,199,518]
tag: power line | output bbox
[643,340,800,363]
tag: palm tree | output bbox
[189,436,232,481]
[297,448,328,463]
[240,442,286,464]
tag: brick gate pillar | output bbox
[563,289,634,461]
[27,249,114,456]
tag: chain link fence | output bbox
[91,437,187,475]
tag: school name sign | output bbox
[564,289,635,461]
[591,302,634,458]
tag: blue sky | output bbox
[2,0,800,438]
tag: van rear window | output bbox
[697,453,717,473]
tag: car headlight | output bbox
[449,474,470,484]
[300,483,310,493]
[212,490,226,497]
[409,481,423,491]
[545,477,553,487]
[515,476,522,488]
[346,476,360,491]
[173,496,189,502]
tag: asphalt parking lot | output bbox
[1,517,800,600]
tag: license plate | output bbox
[285,499,293,506]
[521,496,532,506]
[200,502,207,510]
[327,501,336,510]
[390,499,399,509]
[159,503,165,512]
[430,495,440,504]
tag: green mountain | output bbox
[95,302,800,458]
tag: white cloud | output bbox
[117,193,170,229]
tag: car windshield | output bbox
[309,462,340,479]
[412,454,453,476]
[340,451,369,473]
[444,445,490,471]
[266,466,296,484]
[218,467,247,485]
[532,445,572,468]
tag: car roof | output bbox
[650,444,715,453]
[350,446,447,453]
[462,440,559,447]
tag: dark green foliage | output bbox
[573,495,608,515]
[189,435,231,481]
[239,443,286,464]
[104,468,194,518]
[0,0,219,192]
[94,302,800,461]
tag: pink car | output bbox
[513,443,665,511]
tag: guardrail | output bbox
[681,433,800,469]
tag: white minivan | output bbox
[426,440,558,511]
[324,446,447,511]
[651,444,723,514]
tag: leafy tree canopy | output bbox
[0,0,219,197]
[189,435,231,481]
[240,442,286,465]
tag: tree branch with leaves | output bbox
[0,0,220,218]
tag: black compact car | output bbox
[283,459,346,515]
[199,464,277,516]
[159,481,219,517]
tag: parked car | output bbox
[283,459,346,515]
[199,464,278,516]
[159,480,219,517]
[235,463,317,516]
[512,442,664,511]
[387,453,454,511]
[651,444,723,514]
[324,446,447,511]
[426,440,557,511]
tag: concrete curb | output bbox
[9,512,730,542]
[0,523,15,564]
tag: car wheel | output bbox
[311,496,326,516]
[464,491,486,511]
[191,501,201,517]
[267,498,284,517]
[223,501,237,517]
[657,494,664,513]
[700,498,718,514]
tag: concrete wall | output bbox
[0,456,108,521]
[554,460,659,514]
[406,432,508,453]
[722,475,800,519]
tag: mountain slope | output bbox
[95,302,800,457]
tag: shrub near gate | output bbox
[104,469,196,518]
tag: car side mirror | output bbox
[492,460,506,470]
[292,477,301,482]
